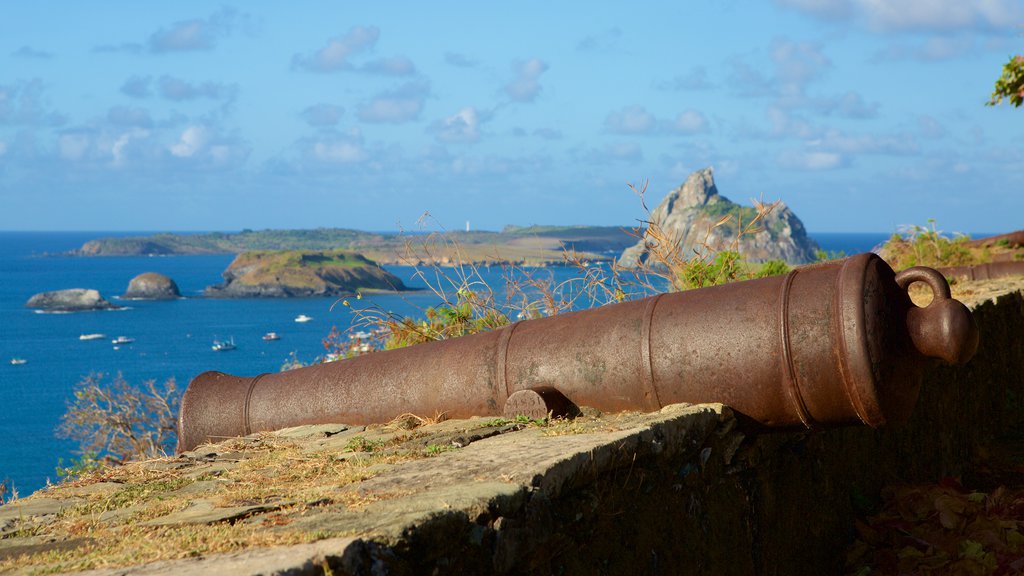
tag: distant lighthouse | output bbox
[465,220,470,232]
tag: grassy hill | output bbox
[73,226,637,266]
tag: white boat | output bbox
[262,332,281,341]
[79,333,106,341]
[10,358,27,365]
[212,338,237,352]
[111,336,135,345]
[294,314,313,323]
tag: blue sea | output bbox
[0,231,889,495]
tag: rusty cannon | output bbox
[177,253,979,452]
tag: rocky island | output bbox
[123,272,181,300]
[25,289,121,312]
[204,250,407,298]
[619,167,819,266]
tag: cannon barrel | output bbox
[937,261,1024,282]
[177,254,979,452]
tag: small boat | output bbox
[10,358,27,365]
[111,336,135,345]
[79,333,106,341]
[212,338,237,352]
[294,314,313,323]
[262,332,281,341]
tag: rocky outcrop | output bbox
[25,289,121,312]
[123,272,181,300]
[204,250,407,298]
[618,167,819,266]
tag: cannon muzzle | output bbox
[177,253,978,452]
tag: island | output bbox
[25,289,122,312]
[122,272,181,300]
[70,226,637,266]
[619,167,819,266]
[204,250,407,298]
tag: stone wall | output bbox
[364,290,1024,575]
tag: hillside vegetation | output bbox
[204,249,407,298]
[73,226,636,266]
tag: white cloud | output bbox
[158,76,235,102]
[857,0,1021,31]
[444,52,477,68]
[585,142,643,163]
[111,128,150,167]
[107,106,153,128]
[872,36,978,62]
[12,46,53,59]
[301,103,344,127]
[504,58,549,103]
[655,66,715,91]
[362,56,417,76]
[816,129,917,155]
[673,110,710,134]
[301,128,369,165]
[0,79,66,127]
[604,106,710,136]
[58,132,90,161]
[313,141,367,163]
[771,39,830,89]
[120,76,151,99]
[170,126,207,157]
[577,27,623,52]
[605,106,657,134]
[357,81,429,124]
[778,149,844,170]
[918,115,946,139]
[291,27,418,76]
[147,8,247,53]
[430,107,483,143]
[292,27,379,72]
[777,0,1023,32]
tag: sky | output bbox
[0,1,1021,234]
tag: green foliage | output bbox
[424,443,457,456]
[756,259,790,278]
[482,415,549,427]
[696,202,758,233]
[343,436,387,453]
[383,289,510,350]
[988,55,1024,108]
[55,453,103,480]
[815,249,847,262]
[880,219,973,270]
[677,250,743,289]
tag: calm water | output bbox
[0,231,887,494]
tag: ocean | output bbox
[0,231,890,495]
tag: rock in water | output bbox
[123,272,181,300]
[25,289,121,312]
[618,167,819,266]
[204,250,407,298]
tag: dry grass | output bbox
[0,432,436,573]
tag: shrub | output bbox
[57,373,180,467]
[880,219,974,270]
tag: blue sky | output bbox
[1,2,1021,233]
